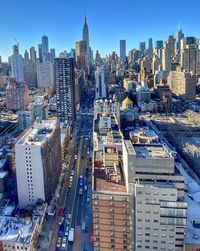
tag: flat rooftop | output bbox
[93,150,127,194]
[130,128,158,139]
[0,203,46,244]
[133,144,170,159]
[17,119,57,146]
[124,140,170,159]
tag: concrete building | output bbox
[18,109,34,130]
[23,61,37,88]
[181,44,200,75]
[162,36,175,72]
[5,78,29,111]
[120,40,126,63]
[33,95,47,120]
[37,62,54,88]
[92,111,131,251]
[181,37,196,50]
[95,67,107,99]
[168,66,197,101]
[123,133,187,251]
[30,46,37,62]
[11,45,24,82]
[0,203,47,251]
[94,99,120,123]
[136,80,151,104]
[76,40,88,74]
[15,118,61,208]
[55,57,76,126]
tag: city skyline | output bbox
[1,0,200,60]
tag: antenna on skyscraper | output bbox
[14,38,19,47]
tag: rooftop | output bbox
[17,118,57,146]
[93,150,127,194]
[0,203,46,244]
[133,144,170,159]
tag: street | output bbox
[38,114,94,251]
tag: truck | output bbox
[79,175,84,195]
[68,228,74,242]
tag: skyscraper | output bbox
[139,42,146,56]
[38,44,43,63]
[82,16,89,50]
[176,28,184,52]
[24,50,29,62]
[42,35,49,61]
[50,48,56,61]
[162,35,175,72]
[30,46,37,62]
[55,57,76,126]
[11,45,24,82]
[76,40,88,74]
[120,39,126,63]
[181,44,200,74]
[82,16,90,70]
[95,66,108,99]
[155,40,163,49]
[15,118,61,208]
[148,38,153,57]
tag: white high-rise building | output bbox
[123,136,187,251]
[15,118,61,208]
[11,45,24,82]
[95,67,107,99]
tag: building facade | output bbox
[11,45,24,82]
[6,78,29,111]
[15,119,61,208]
[55,57,76,126]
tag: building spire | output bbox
[84,9,87,24]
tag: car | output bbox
[62,237,67,248]
[87,197,90,204]
[69,176,73,182]
[68,181,72,188]
[71,170,74,176]
[75,155,77,160]
[84,185,88,191]
[65,227,69,236]
[57,237,61,247]
[67,213,72,219]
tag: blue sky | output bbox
[1,0,200,61]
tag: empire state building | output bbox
[82,16,90,66]
[82,16,89,48]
